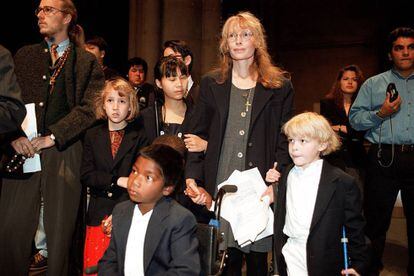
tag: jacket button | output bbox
[248,142,253,147]
[39,102,44,107]
[107,192,113,198]
[237,152,243,158]
[248,162,253,167]
[42,75,47,80]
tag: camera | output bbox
[386,83,399,102]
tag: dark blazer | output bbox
[12,41,104,150]
[98,197,201,276]
[140,98,194,143]
[274,161,368,276]
[0,45,26,134]
[187,82,200,105]
[186,72,294,196]
[81,120,148,226]
[320,99,367,169]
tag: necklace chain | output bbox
[243,88,253,112]
[49,45,71,93]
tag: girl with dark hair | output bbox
[320,65,367,194]
[141,56,206,150]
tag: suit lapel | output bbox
[118,201,135,263]
[309,161,338,232]
[64,43,76,108]
[96,124,113,168]
[112,126,138,169]
[250,83,273,131]
[211,74,232,135]
[277,164,293,227]
[144,197,169,272]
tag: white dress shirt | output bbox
[282,159,323,276]
[124,205,153,276]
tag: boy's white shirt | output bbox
[282,159,323,276]
[124,205,153,276]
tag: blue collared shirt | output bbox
[46,38,70,58]
[349,69,414,144]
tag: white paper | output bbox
[21,103,41,173]
[218,168,273,247]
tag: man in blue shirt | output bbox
[350,27,414,276]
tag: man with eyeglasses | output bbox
[163,40,200,105]
[0,0,104,275]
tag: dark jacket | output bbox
[140,98,194,143]
[0,45,26,134]
[12,41,104,150]
[274,161,368,276]
[98,197,201,276]
[81,120,148,225]
[186,71,294,195]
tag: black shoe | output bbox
[29,252,48,271]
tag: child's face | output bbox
[103,89,130,127]
[288,136,327,169]
[155,69,188,101]
[127,156,170,210]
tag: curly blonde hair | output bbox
[95,77,138,122]
[216,11,289,88]
[282,112,341,156]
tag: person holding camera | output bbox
[349,27,414,276]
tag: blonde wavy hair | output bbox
[95,77,139,122]
[216,11,289,88]
[282,112,341,156]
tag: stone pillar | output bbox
[129,0,161,81]
[162,0,202,82]
[129,0,221,82]
[201,0,221,76]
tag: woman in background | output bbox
[320,64,367,195]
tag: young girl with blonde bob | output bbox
[270,112,368,276]
[81,77,148,274]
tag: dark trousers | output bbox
[365,144,414,275]
[0,142,82,276]
[222,247,268,276]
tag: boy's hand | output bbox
[341,268,360,276]
[265,162,280,183]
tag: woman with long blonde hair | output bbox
[185,11,294,275]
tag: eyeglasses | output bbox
[227,31,253,42]
[35,6,66,16]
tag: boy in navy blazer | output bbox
[99,144,200,275]
[268,112,368,276]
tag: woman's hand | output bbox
[185,178,213,207]
[332,125,347,134]
[261,185,274,204]
[184,134,208,152]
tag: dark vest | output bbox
[42,47,72,134]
